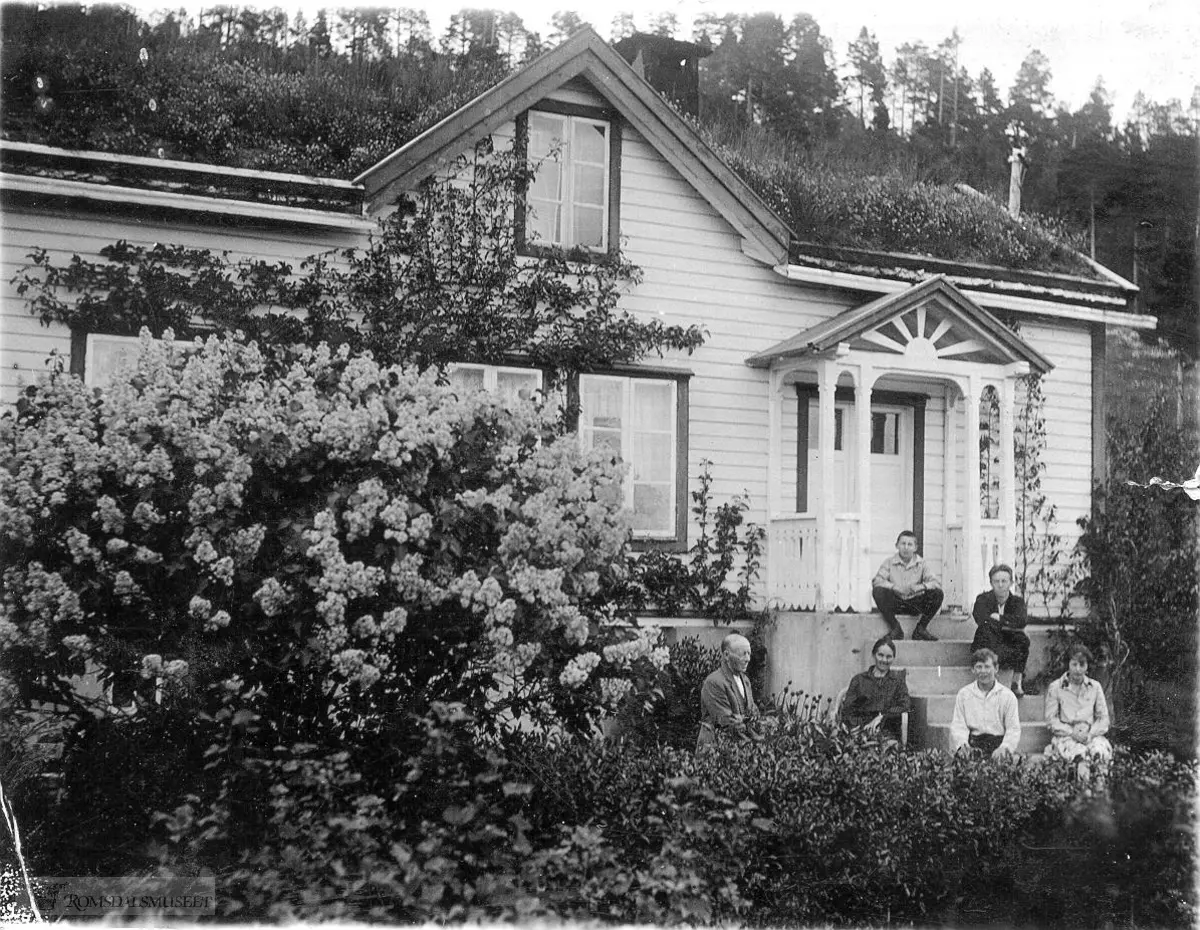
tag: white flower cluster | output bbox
[558,651,601,688]
[2,330,649,719]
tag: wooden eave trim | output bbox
[580,44,791,261]
[360,55,595,209]
[0,173,377,231]
[775,263,1157,330]
[789,239,1131,296]
[749,277,1053,374]
[1,139,360,190]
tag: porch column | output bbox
[1000,378,1017,565]
[943,384,959,526]
[856,363,875,610]
[765,367,784,598]
[963,374,983,599]
[816,361,837,609]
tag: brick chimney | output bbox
[613,33,710,119]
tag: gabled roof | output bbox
[355,27,791,265]
[746,275,1054,374]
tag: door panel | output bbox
[868,404,913,570]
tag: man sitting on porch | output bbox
[871,530,944,641]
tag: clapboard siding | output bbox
[1,202,359,403]
[1020,321,1094,553]
[617,126,852,536]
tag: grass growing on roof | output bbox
[699,119,1094,277]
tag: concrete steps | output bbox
[894,637,1050,754]
[918,692,1046,722]
[923,721,1052,754]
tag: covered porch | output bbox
[747,276,1053,612]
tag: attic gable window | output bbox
[517,104,621,257]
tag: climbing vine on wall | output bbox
[11,143,705,383]
[1012,373,1074,616]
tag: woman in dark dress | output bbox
[839,636,910,743]
[970,564,1032,697]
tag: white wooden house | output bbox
[0,29,1153,704]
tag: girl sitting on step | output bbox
[839,636,911,745]
[1044,644,1112,780]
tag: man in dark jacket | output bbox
[696,633,761,752]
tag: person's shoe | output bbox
[887,627,905,641]
[912,627,938,642]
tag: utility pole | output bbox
[1007,122,1028,219]
[950,31,960,147]
[1089,183,1096,259]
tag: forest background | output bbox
[1,3,1197,359]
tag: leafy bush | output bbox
[1075,391,1198,685]
[622,459,765,619]
[612,635,723,750]
[0,331,692,873]
[133,701,1200,926]
[166,703,547,922]
[510,722,1195,927]
[962,751,1197,929]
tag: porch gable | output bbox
[746,275,1053,376]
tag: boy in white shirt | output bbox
[949,648,1021,757]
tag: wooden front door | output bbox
[866,403,915,571]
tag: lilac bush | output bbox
[0,330,666,738]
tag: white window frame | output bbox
[578,373,680,540]
[446,362,544,404]
[525,111,611,252]
[83,333,196,388]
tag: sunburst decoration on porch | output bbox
[859,303,992,364]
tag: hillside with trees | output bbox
[1,4,1195,354]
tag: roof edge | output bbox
[790,239,1130,298]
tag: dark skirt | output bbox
[844,712,904,742]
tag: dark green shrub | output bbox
[612,635,722,751]
[28,705,212,876]
[962,751,1197,929]
[159,703,548,922]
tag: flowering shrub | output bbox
[0,331,667,740]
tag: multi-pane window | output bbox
[447,363,543,405]
[579,374,679,538]
[526,111,610,251]
[83,333,195,388]
[870,411,900,455]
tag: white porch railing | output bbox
[768,516,818,610]
[767,515,864,611]
[944,520,1007,610]
[832,515,862,611]
[980,520,1007,585]
[771,517,1006,613]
